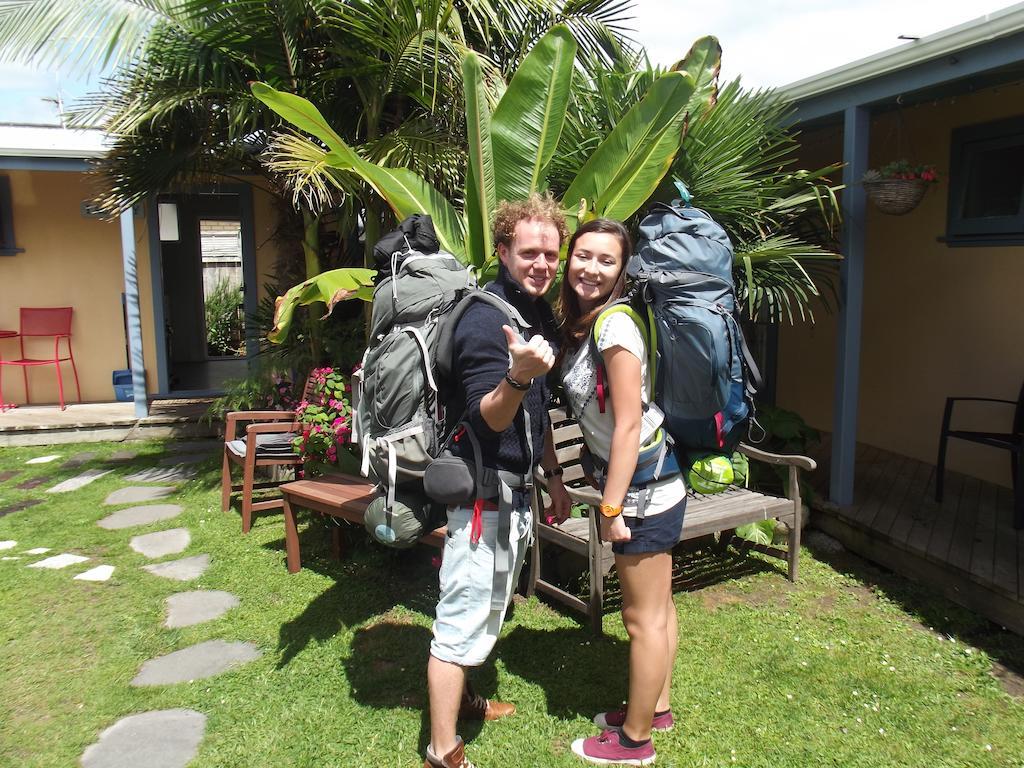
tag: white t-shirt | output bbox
[561,312,685,516]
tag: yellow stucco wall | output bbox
[0,171,284,405]
[777,84,1024,488]
[0,169,158,404]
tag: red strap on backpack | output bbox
[470,497,484,544]
[596,363,607,414]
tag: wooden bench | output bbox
[527,408,816,634]
[280,473,446,573]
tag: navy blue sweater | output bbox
[447,268,558,475]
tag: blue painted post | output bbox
[119,209,149,418]
[830,105,870,506]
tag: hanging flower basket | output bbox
[861,160,939,216]
[862,178,928,215]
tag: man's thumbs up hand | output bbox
[502,325,555,385]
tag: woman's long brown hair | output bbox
[558,218,632,354]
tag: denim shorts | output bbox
[612,496,686,556]
[430,497,532,667]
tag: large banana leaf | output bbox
[491,25,576,203]
[563,69,698,227]
[250,82,352,159]
[251,81,466,259]
[672,36,722,127]
[462,51,495,269]
[268,268,376,343]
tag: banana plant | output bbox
[253,26,722,342]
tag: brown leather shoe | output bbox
[459,682,516,721]
[423,736,476,768]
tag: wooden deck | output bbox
[809,437,1023,635]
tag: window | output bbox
[946,115,1024,245]
[0,176,22,256]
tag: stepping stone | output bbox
[25,455,60,465]
[16,477,47,490]
[28,553,89,569]
[98,505,183,531]
[25,547,50,554]
[125,466,196,484]
[80,708,206,768]
[104,486,176,505]
[130,528,190,558]
[0,541,15,550]
[107,450,138,463]
[164,590,239,628]
[157,453,210,467]
[0,470,20,483]
[163,440,219,455]
[63,451,98,468]
[131,640,260,686]
[75,565,115,582]
[47,469,112,493]
[1,556,21,561]
[0,499,43,518]
[142,554,210,581]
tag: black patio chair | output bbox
[936,379,1023,529]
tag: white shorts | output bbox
[429,499,533,666]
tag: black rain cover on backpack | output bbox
[629,202,762,459]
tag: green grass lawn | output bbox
[0,440,1022,767]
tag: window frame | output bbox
[0,175,23,256]
[945,114,1024,246]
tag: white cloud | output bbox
[629,0,1018,88]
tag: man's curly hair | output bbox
[493,193,569,249]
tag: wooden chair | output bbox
[528,408,815,634]
[221,375,315,533]
[936,380,1023,529]
[0,307,81,410]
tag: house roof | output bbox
[0,123,108,159]
[779,3,1024,124]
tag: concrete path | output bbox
[104,486,176,505]
[25,455,60,464]
[28,553,89,569]
[98,505,183,531]
[79,709,206,768]
[75,565,115,582]
[47,469,112,493]
[125,466,197,484]
[142,554,210,581]
[130,529,190,558]
[131,640,260,686]
[164,591,239,628]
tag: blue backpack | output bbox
[594,202,762,461]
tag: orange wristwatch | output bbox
[599,503,623,518]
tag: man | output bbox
[424,194,573,768]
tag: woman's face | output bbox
[567,231,624,311]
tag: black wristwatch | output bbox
[504,370,531,391]
[543,466,564,480]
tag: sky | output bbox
[0,0,1019,125]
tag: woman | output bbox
[559,218,685,766]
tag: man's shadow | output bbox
[343,621,504,753]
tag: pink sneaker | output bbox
[571,729,656,765]
[593,707,674,732]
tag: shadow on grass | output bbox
[271,520,441,669]
[806,535,1024,680]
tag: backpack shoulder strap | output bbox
[589,299,656,411]
[434,288,531,392]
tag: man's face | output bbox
[497,218,561,298]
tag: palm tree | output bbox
[0,0,636,362]
[550,50,843,323]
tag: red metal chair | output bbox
[0,307,81,410]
